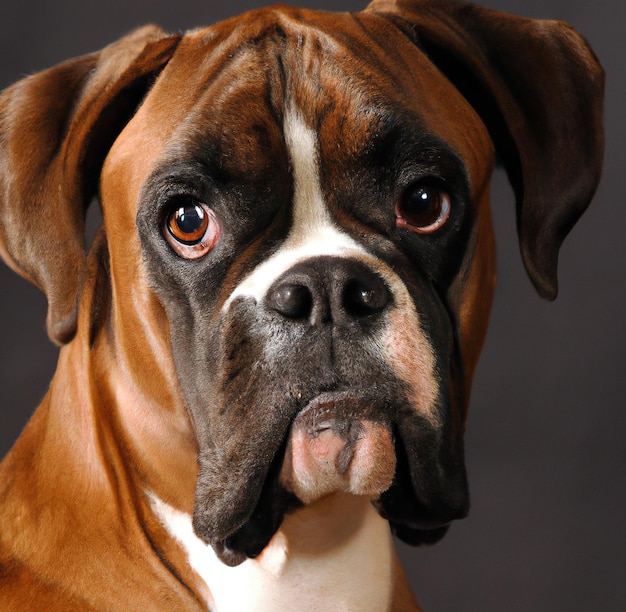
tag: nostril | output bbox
[266,259,390,325]
[269,283,313,319]
[343,277,390,318]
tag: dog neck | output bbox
[151,492,420,611]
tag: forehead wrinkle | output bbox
[166,11,404,155]
[180,9,341,122]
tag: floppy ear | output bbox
[367,0,604,299]
[0,26,180,344]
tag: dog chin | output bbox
[193,389,468,567]
[197,390,394,566]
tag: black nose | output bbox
[266,257,391,325]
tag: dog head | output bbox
[0,0,603,566]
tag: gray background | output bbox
[0,0,624,609]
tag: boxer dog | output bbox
[0,0,603,609]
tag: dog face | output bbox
[0,1,603,567]
[124,9,498,563]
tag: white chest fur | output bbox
[149,492,395,611]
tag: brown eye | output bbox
[395,182,451,234]
[164,198,220,259]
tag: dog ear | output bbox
[0,26,181,344]
[367,0,604,299]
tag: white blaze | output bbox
[223,108,367,310]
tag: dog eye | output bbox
[395,182,451,234]
[164,197,220,259]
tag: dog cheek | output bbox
[187,303,303,541]
[377,309,441,426]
